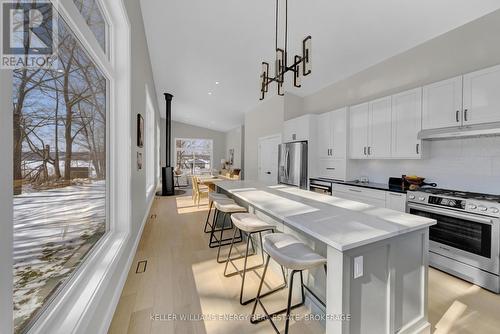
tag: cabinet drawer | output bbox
[317,159,346,181]
[332,184,386,200]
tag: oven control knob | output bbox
[408,194,415,200]
[489,207,499,214]
[418,196,426,201]
[478,205,487,212]
[468,204,477,210]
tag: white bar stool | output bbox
[251,233,327,334]
[223,213,287,305]
[204,193,231,233]
[209,200,247,262]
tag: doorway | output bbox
[258,134,281,183]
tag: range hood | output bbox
[418,122,500,140]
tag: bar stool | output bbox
[204,192,231,233]
[251,233,327,334]
[209,200,247,262]
[223,213,287,305]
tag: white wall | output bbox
[225,126,243,169]
[285,9,500,194]
[301,9,500,116]
[244,95,285,180]
[283,92,304,120]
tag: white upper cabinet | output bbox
[368,96,392,158]
[349,99,391,159]
[422,76,463,129]
[349,103,369,159]
[318,107,348,159]
[317,112,332,159]
[463,64,500,125]
[331,108,348,159]
[391,88,423,159]
[283,114,315,142]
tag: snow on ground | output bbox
[13,181,106,332]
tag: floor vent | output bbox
[136,260,147,274]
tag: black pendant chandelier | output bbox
[260,0,311,100]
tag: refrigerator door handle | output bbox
[285,148,290,181]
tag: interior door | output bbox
[349,103,369,159]
[422,76,463,129]
[463,64,500,125]
[369,97,392,158]
[258,135,281,184]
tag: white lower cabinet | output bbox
[332,184,407,212]
[385,192,407,212]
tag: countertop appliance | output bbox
[407,188,500,293]
[309,177,333,195]
[278,141,308,189]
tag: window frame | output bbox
[72,0,110,55]
[0,0,133,333]
[174,137,214,175]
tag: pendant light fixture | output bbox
[260,0,311,100]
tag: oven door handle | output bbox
[310,184,331,191]
[408,203,495,224]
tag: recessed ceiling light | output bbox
[215,81,220,85]
[208,92,212,95]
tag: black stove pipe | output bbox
[161,93,175,196]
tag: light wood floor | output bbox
[109,192,500,334]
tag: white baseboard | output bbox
[96,194,156,334]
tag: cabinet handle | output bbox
[464,109,468,122]
[389,193,403,197]
[326,167,336,170]
[367,146,371,155]
[330,148,333,156]
[416,143,420,155]
[348,188,362,193]
[456,110,460,122]
[363,147,367,155]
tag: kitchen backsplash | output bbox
[349,136,500,194]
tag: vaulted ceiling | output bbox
[140,0,500,132]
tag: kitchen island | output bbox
[216,180,436,334]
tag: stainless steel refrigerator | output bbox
[278,141,308,189]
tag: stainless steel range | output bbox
[407,188,500,293]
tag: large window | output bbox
[175,138,213,175]
[12,12,107,334]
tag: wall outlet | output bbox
[354,256,363,279]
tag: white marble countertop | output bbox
[216,180,436,251]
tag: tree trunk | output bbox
[13,69,29,195]
[54,90,61,179]
[63,70,73,182]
